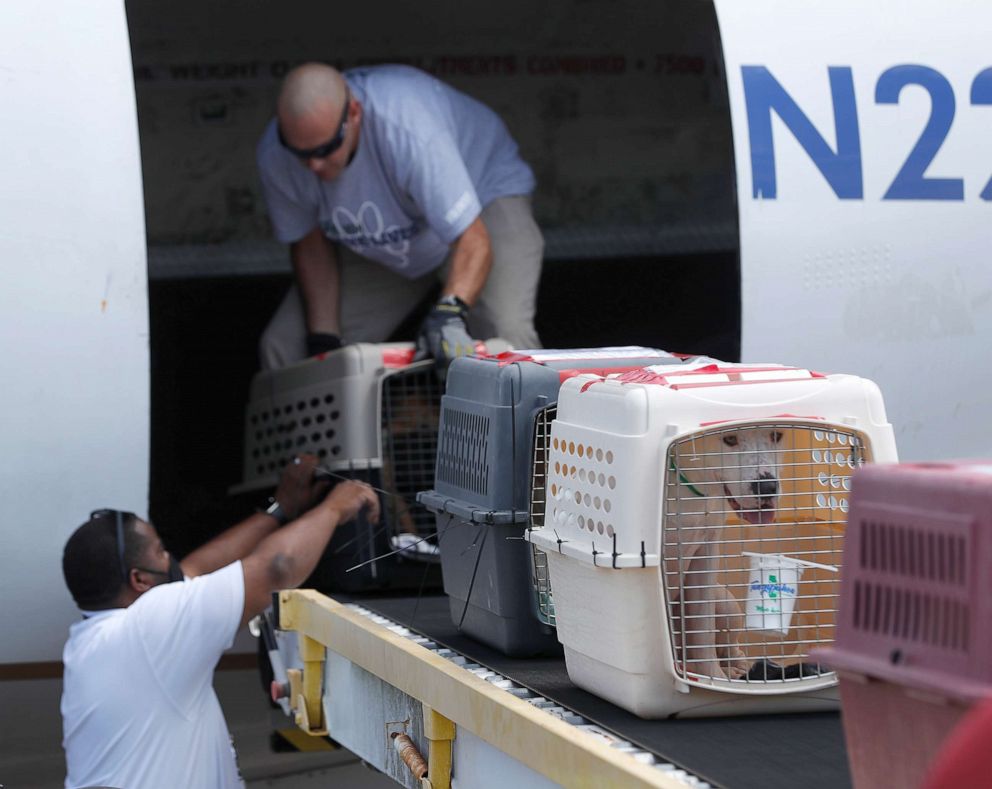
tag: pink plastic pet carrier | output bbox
[815,461,992,789]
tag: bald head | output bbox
[278,63,348,123]
[275,63,360,180]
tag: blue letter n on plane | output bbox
[743,65,863,199]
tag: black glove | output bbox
[306,332,343,357]
[414,295,475,375]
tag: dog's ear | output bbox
[770,430,784,443]
[722,434,738,447]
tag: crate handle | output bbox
[741,551,839,573]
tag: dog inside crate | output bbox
[380,365,442,558]
[662,422,867,683]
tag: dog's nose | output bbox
[754,474,778,498]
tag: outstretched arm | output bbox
[239,480,379,626]
[181,455,327,578]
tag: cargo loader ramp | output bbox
[276,591,850,789]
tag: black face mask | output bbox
[99,508,185,587]
[166,555,184,583]
[133,555,185,585]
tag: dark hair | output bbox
[62,510,146,609]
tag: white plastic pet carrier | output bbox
[527,362,898,717]
[237,343,439,490]
[235,341,507,591]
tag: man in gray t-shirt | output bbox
[256,63,544,371]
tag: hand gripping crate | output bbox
[526,362,898,717]
[235,341,506,592]
[813,461,992,789]
[417,347,697,656]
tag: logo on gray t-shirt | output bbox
[320,201,420,268]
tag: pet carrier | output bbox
[814,461,992,788]
[236,341,507,592]
[417,347,703,656]
[526,362,898,717]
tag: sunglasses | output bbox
[91,508,169,583]
[277,93,350,160]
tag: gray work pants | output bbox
[259,195,544,370]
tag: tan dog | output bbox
[664,427,783,680]
[382,383,440,536]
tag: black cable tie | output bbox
[343,530,438,572]
[641,540,646,568]
[456,526,489,631]
[612,532,618,569]
[437,510,455,539]
[592,542,598,567]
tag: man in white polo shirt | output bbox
[60,456,378,789]
[256,62,544,373]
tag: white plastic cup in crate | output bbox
[744,552,838,634]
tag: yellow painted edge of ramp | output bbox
[279,589,689,789]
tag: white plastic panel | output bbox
[451,728,563,789]
[0,1,149,662]
[715,0,992,461]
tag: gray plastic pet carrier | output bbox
[418,348,698,656]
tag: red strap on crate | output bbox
[495,351,538,367]
[614,365,825,389]
[699,414,826,426]
[558,366,645,384]
[576,366,826,393]
[382,347,417,368]
[382,342,492,369]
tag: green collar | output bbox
[669,456,705,497]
